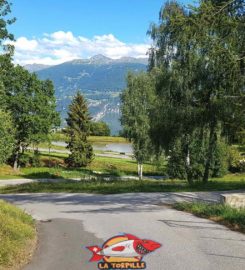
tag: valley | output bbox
[25,55,147,134]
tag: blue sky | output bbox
[9,0,193,65]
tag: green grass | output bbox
[0,200,36,269]
[88,136,127,143]
[86,156,162,176]
[173,202,245,233]
[0,155,163,180]
[50,132,127,144]
[1,176,245,194]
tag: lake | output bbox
[52,141,133,155]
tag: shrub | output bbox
[18,154,31,168]
[228,146,245,172]
[210,140,228,177]
[29,150,42,167]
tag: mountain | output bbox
[32,55,148,134]
[24,64,52,72]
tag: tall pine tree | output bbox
[64,92,94,167]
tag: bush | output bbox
[18,153,31,167]
[166,139,184,179]
[18,151,43,168]
[228,146,245,172]
[29,150,42,167]
[210,140,228,177]
[90,121,111,136]
[167,134,230,181]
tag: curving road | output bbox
[0,192,245,270]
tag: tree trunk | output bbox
[48,146,51,167]
[138,162,143,180]
[203,123,217,183]
[13,144,20,171]
[185,146,193,185]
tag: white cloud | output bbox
[10,31,150,65]
[13,37,38,51]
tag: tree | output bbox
[0,1,60,169]
[0,109,15,164]
[121,72,155,179]
[148,0,245,183]
[0,0,15,54]
[0,64,60,169]
[64,92,94,167]
[90,121,110,136]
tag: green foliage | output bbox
[0,62,60,168]
[210,140,228,177]
[121,72,156,178]
[18,153,31,168]
[0,0,15,54]
[147,0,245,182]
[30,150,42,167]
[65,139,94,167]
[167,141,187,180]
[64,92,94,167]
[0,1,60,170]
[0,110,15,164]
[167,133,229,180]
[228,146,245,172]
[90,121,110,136]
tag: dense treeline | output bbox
[0,0,59,169]
[121,0,245,181]
[90,121,110,136]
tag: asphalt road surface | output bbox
[0,192,244,270]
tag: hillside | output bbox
[26,55,147,134]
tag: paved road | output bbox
[0,192,244,270]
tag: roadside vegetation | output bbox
[0,200,36,269]
[1,174,244,194]
[0,154,163,180]
[173,202,245,233]
[121,0,245,181]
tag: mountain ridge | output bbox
[24,55,148,72]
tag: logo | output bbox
[87,233,161,269]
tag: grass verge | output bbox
[0,200,36,269]
[0,177,245,194]
[173,202,245,233]
[0,155,163,180]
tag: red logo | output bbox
[87,233,161,269]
